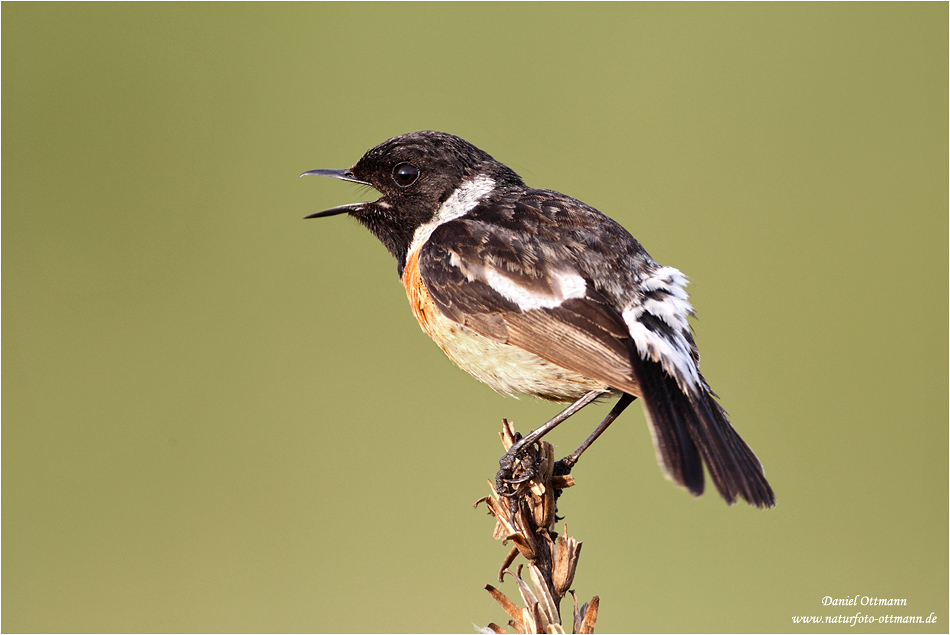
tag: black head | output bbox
[302,131,524,271]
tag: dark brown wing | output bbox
[418,220,641,397]
[418,214,717,498]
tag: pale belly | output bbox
[434,318,609,402]
[402,251,609,403]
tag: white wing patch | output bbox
[484,269,587,311]
[448,247,588,311]
[622,266,701,393]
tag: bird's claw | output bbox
[495,439,538,498]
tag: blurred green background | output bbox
[3,3,946,633]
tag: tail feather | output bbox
[638,365,705,497]
[630,355,775,508]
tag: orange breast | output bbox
[402,249,442,341]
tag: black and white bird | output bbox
[302,131,774,508]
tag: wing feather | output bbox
[419,224,642,396]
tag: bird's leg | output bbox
[554,393,635,476]
[496,390,602,496]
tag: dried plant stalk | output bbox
[475,420,600,634]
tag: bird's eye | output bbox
[392,162,420,187]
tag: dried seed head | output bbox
[578,596,600,634]
[478,481,539,560]
[481,420,600,634]
[552,532,583,596]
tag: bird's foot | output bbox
[552,454,578,477]
[495,437,538,498]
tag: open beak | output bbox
[300,168,374,218]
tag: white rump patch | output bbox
[622,266,701,392]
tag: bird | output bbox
[302,131,774,508]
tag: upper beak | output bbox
[300,168,369,184]
[300,168,374,219]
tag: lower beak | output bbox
[304,202,367,219]
[301,168,373,219]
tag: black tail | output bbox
[630,355,775,508]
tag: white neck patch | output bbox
[407,174,495,256]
